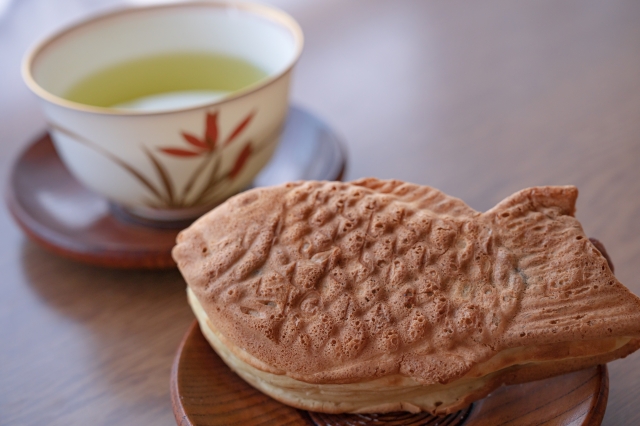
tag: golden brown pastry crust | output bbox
[189,285,640,415]
[173,179,640,391]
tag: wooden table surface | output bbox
[2,0,640,425]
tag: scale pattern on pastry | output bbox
[173,179,640,385]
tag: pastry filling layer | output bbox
[188,288,631,414]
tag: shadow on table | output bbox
[18,239,194,423]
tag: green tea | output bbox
[63,52,268,111]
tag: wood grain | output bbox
[171,321,608,426]
[2,0,640,425]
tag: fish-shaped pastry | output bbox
[173,178,640,414]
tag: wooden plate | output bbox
[6,106,346,269]
[171,321,609,426]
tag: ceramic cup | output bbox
[22,1,303,222]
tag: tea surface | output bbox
[63,52,268,111]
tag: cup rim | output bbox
[21,1,304,117]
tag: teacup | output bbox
[22,1,303,222]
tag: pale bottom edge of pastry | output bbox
[187,288,639,415]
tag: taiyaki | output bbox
[172,178,640,415]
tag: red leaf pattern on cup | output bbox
[160,110,254,157]
[159,148,202,157]
[205,112,218,149]
[181,132,209,150]
[229,143,253,178]
[51,109,266,210]
[224,111,254,145]
[151,110,261,207]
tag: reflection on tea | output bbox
[63,52,268,112]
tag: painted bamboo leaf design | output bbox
[144,147,176,206]
[205,112,218,149]
[180,154,217,204]
[158,110,257,207]
[48,122,169,206]
[159,147,201,157]
[225,111,254,145]
[49,109,260,209]
[182,133,208,150]
[229,143,253,178]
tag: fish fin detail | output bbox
[487,186,578,217]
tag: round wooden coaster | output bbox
[6,106,346,269]
[170,321,608,426]
[304,407,472,425]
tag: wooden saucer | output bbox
[6,106,346,269]
[171,321,608,426]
